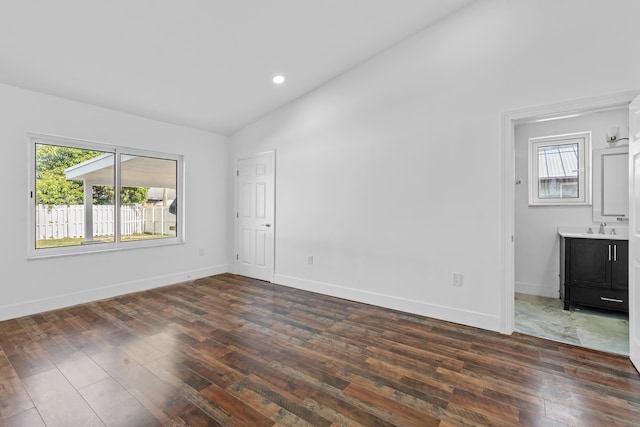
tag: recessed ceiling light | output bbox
[272,75,285,85]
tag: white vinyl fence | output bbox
[35,204,175,240]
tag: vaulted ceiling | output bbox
[0,0,474,135]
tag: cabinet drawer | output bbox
[570,287,628,312]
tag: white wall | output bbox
[0,83,229,321]
[230,0,640,332]
[515,108,629,298]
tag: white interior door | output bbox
[629,94,640,371]
[236,152,275,282]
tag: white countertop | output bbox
[557,225,628,240]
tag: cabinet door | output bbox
[611,240,628,290]
[567,238,610,287]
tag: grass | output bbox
[36,233,171,248]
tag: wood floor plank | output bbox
[199,381,274,427]
[0,349,34,419]
[79,377,160,427]
[5,341,55,380]
[21,369,104,427]
[449,388,521,424]
[236,375,333,426]
[55,351,110,390]
[343,382,440,426]
[178,348,244,389]
[305,389,397,427]
[337,363,450,414]
[168,404,225,427]
[119,338,166,365]
[0,408,46,427]
[142,359,245,427]
[89,347,192,424]
[1,273,639,426]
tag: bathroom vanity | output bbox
[556,145,630,312]
[559,227,628,312]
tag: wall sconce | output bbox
[606,126,629,144]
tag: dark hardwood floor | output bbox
[1,273,639,426]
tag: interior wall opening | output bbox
[513,107,630,355]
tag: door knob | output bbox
[261,224,271,227]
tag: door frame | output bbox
[500,90,640,335]
[234,150,276,282]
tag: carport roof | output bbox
[65,154,176,188]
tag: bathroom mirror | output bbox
[592,146,628,222]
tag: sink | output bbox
[558,225,628,240]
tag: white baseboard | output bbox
[227,262,238,275]
[274,274,501,332]
[2,268,505,332]
[515,281,559,299]
[0,264,229,321]
[631,334,640,371]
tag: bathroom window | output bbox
[28,133,183,258]
[528,132,591,206]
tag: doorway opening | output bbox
[502,91,639,355]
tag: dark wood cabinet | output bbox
[561,237,628,312]
[611,240,628,291]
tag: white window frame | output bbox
[528,131,591,206]
[27,133,184,258]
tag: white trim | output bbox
[0,264,228,321]
[528,131,591,206]
[27,132,185,259]
[275,274,502,332]
[592,145,629,222]
[501,90,640,335]
[234,150,276,283]
[515,281,559,299]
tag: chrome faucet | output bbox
[599,223,606,234]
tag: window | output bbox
[29,133,183,257]
[528,131,591,206]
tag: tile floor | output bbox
[514,293,629,356]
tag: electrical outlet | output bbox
[308,255,314,265]
[452,273,463,287]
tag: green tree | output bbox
[36,145,97,205]
[35,145,148,206]
[121,187,148,205]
